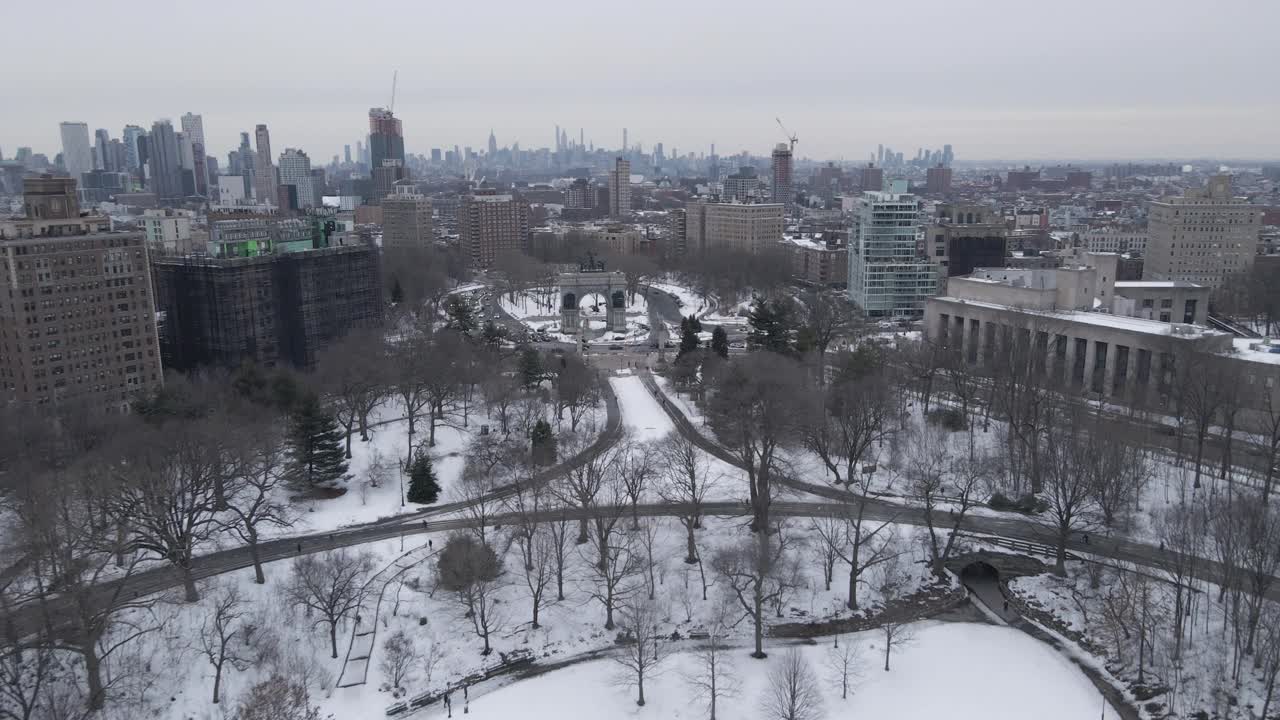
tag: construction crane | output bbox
[389,70,398,113]
[776,117,798,154]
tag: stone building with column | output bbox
[925,256,1280,411]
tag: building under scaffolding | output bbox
[153,242,383,371]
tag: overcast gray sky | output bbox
[4,0,1278,163]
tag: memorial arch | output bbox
[558,268,628,334]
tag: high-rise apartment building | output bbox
[608,158,631,217]
[927,203,1007,277]
[858,163,884,192]
[147,120,185,202]
[382,185,433,255]
[925,164,953,195]
[180,113,205,147]
[122,125,145,173]
[722,166,760,202]
[0,176,163,413]
[683,201,785,255]
[458,190,530,268]
[771,143,793,208]
[152,243,383,371]
[368,108,404,171]
[253,124,277,206]
[93,129,111,171]
[1143,175,1261,289]
[59,122,93,179]
[564,179,596,210]
[237,132,255,198]
[847,186,938,317]
[277,149,315,210]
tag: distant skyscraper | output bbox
[925,164,953,195]
[609,157,631,217]
[93,128,110,171]
[771,143,793,208]
[943,144,954,166]
[253,124,277,205]
[237,132,254,197]
[368,108,404,170]
[488,129,498,156]
[622,128,628,153]
[344,144,352,164]
[180,113,205,148]
[122,125,145,172]
[59,122,93,179]
[277,148,314,210]
[147,120,184,201]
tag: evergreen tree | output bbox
[518,347,544,390]
[687,314,702,333]
[406,451,441,504]
[710,325,730,359]
[746,296,797,355]
[481,319,506,347]
[390,276,404,304]
[677,317,700,358]
[530,418,556,466]
[285,393,349,487]
[444,295,477,334]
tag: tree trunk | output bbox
[1054,525,1068,577]
[181,563,200,602]
[250,540,265,585]
[636,672,645,706]
[847,561,859,610]
[329,622,339,659]
[84,644,106,711]
[751,586,766,658]
[684,522,698,564]
[212,662,223,703]
[531,601,540,629]
[884,636,891,671]
[345,426,354,459]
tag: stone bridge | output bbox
[946,550,1051,580]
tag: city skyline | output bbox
[4,0,1278,163]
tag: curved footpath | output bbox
[635,371,1280,604]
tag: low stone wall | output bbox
[771,580,967,639]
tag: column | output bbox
[1063,335,1078,388]
[1082,340,1098,396]
[1101,342,1117,398]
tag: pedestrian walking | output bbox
[1002,599,1009,613]
[1083,533,1089,545]
[1159,540,1165,552]
[429,539,434,549]
[296,542,302,554]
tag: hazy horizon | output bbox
[4,0,1278,165]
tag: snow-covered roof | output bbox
[1232,338,1280,366]
[932,296,1226,339]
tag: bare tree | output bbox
[483,366,523,436]
[547,511,574,602]
[199,584,250,704]
[585,532,640,630]
[686,595,740,720]
[112,415,230,602]
[711,529,789,658]
[762,648,824,720]
[908,422,987,576]
[555,433,624,544]
[1089,424,1151,531]
[437,534,506,655]
[389,330,434,461]
[1041,404,1100,575]
[317,328,388,458]
[612,596,667,706]
[877,551,915,671]
[826,636,861,700]
[801,289,858,384]
[14,452,157,712]
[226,423,294,584]
[287,549,374,659]
[1238,495,1280,657]
[554,352,602,432]
[655,433,721,564]
[380,630,419,694]
[895,338,945,414]
[802,364,894,487]
[1168,345,1231,489]
[519,528,558,629]
[809,481,899,610]
[234,675,324,720]
[421,330,470,446]
[0,639,56,720]
[618,442,655,530]
[707,352,807,533]
[635,519,664,600]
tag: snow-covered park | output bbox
[499,286,655,344]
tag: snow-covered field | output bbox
[461,622,1121,720]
